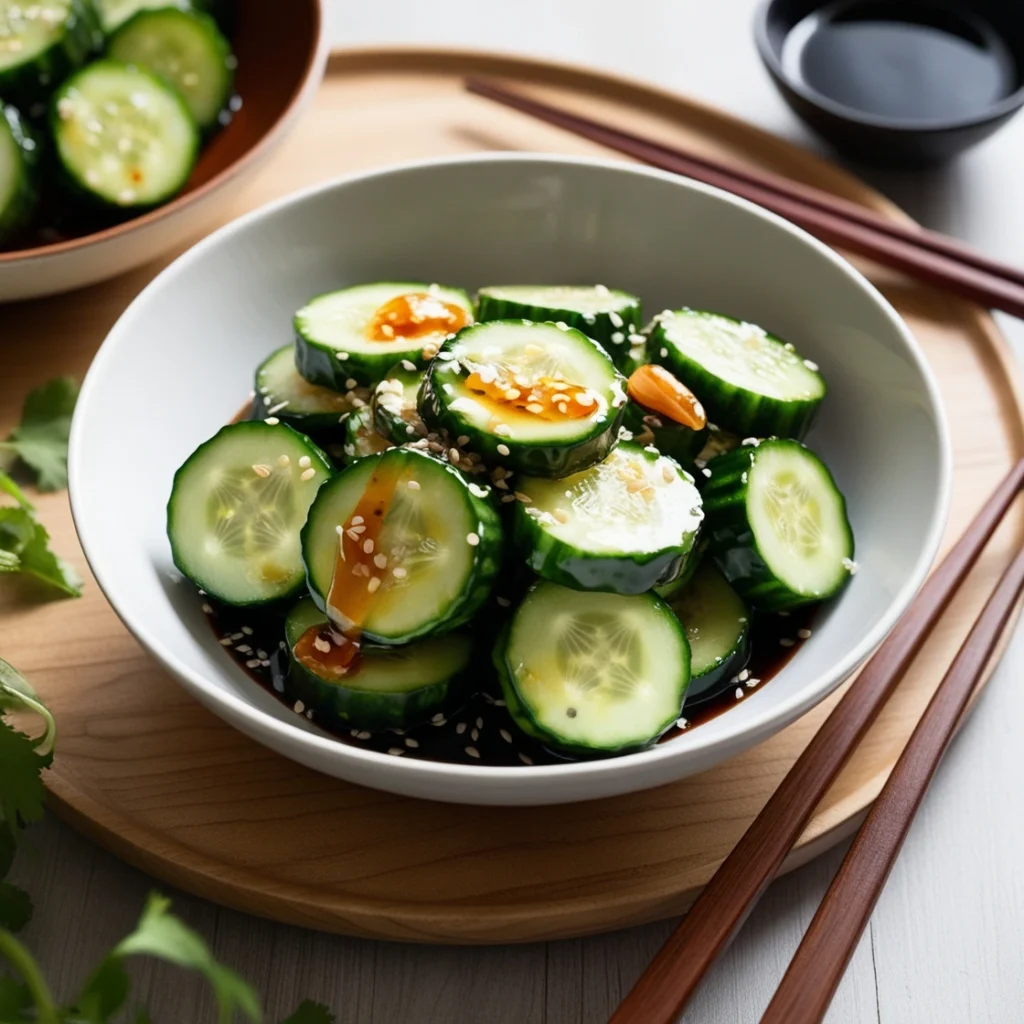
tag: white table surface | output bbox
[11,1,1024,1020]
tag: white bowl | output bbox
[69,154,951,806]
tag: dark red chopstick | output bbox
[465,78,1024,319]
[608,459,1024,1024]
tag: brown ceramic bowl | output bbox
[0,0,326,302]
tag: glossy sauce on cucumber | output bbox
[203,596,815,766]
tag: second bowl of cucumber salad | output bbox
[70,154,951,805]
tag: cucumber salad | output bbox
[167,281,856,765]
[0,0,236,248]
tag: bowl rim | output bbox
[0,0,327,266]
[69,151,953,791]
[753,0,1024,134]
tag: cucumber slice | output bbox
[669,562,750,703]
[655,534,708,599]
[702,438,855,610]
[419,319,628,478]
[0,0,100,110]
[476,285,641,366]
[341,405,392,464]
[493,581,690,757]
[107,7,234,131]
[167,421,333,606]
[372,362,427,444]
[284,596,471,731]
[295,282,475,389]
[51,60,199,212]
[651,309,826,439]
[302,446,503,645]
[0,104,39,245]
[254,345,361,433]
[512,442,703,595]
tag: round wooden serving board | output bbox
[3,48,1024,944]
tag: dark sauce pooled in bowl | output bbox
[203,597,816,768]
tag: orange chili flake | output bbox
[627,364,706,430]
[367,292,470,342]
[464,367,595,421]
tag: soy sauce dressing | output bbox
[781,0,1019,124]
[204,597,816,767]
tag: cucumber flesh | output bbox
[669,562,750,703]
[651,309,826,439]
[0,103,38,244]
[301,447,502,645]
[476,284,642,365]
[254,345,361,433]
[167,421,333,606]
[284,596,471,731]
[51,60,199,209]
[420,319,628,478]
[513,442,703,594]
[341,405,392,463]
[372,362,427,444]
[703,439,854,610]
[295,282,474,389]
[107,7,234,130]
[494,581,690,757]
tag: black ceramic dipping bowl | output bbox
[755,0,1024,166]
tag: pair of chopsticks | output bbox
[464,80,1024,1021]
[465,78,1024,319]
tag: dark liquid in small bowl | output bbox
[781,0,1018,124]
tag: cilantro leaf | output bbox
[0,377,78,493]
[281,1001,335,1024]
[0,885,31,934]
[0,507,82,598]
[0,721,49,834]
[0,471,31,511]
[76,894,261,1024]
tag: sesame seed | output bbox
[401,359,417,371]
[345,377,358,389]
[294,700,305,713]
[277,454,290,467]
[202,603,213,614]
[496,443,511,456]
[300,468,316,481]
[431,712,445,723]
[405,737,420,748]
[335,352,349,360]
[448,447,460,463]
[660,348,668,358]
[515,492,532,504]
[264,417,280,425]
[662,465,675,483]
[745,677,761,688]
[738,669,750,682]
[734,687,744,700]
[798,628,812,639]
[526,402,544,414]
[456,722,467,734]
[219,637,234,646]
[501,493,517,503]
[611,331,625,344]
[465,746,481,758]
[252,463,271,478]
[466,532,480,546]
[267,400,289,415]
[357,730,372,740]
[374,553,388,569]
[676,717,689,729]
[500,729,513,743]
[496,596,511,607]
[363,539,375,554]
[367,576,381,594]
[347,528,361,542]
[471,728,479,741]
[392,567,408,578]
[519,752,534,765]
[313,636,331,653]
[298,455,311,469]
[235,644,252,654]
[779,637,795,647]
[494,424,512,437]
[387,747,405,756]
[804,359,819,371]
[574,392,595,406]
[702,468,712,478]
[741,437,759,446]
[408,480,421,490]
[842,557,859,575]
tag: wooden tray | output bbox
[2,47,1023,944]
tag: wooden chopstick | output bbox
[464,78,1024,319]
[760,541,1024,1022]
[608,458,1024,1024]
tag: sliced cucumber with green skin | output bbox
[476,285,642,365]
[655,534,708,600]
[302,446,503,645]
[0,0,101,111]
[51,60,199,213]
[295,282,475,389]
[254,345,360,433]
[341,405,392,464]
[513,442,703,595]
[669,562,750,703]
[622,400,708,471]
[0,104,39,245]
[108,7,234,131]
[702,438,854,611]
[167,421,333,606]
[650,309,826,439]
[419,319,628,478]
[493,581,690,758]
[372,362,427,444]
[284,597,471,731]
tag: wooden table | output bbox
[11,1,1024,1020]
